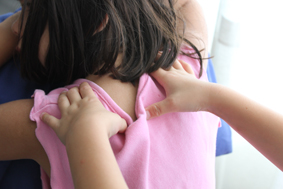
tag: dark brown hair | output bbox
[20,0,203,85]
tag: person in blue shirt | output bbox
[0,11,58,189]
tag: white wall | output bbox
[209,0,283,188]
[197,0,221,52]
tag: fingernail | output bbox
[146,110,151,120]
[40,112,46,121]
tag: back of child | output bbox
[30,46,219,189]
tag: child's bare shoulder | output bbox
[86,74,138,121]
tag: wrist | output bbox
[190,81,214,112]
[204,83,226,114]
[65,121,108,147]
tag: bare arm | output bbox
[0,12,20,67]
[0,99,50,174]
[65,126,128,189]
[41,82,128,189]
[208,84,283,172]
[146,59,283,171]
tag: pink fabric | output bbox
[30,48,220,189]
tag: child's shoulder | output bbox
[31,78,135,125]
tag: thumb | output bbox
[118,119,128,134]
[145,98,174,120]
[150,68,167,86]
[41,112,60,131]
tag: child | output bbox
[0,0,219,188]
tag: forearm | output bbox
[66,125,128,189]
[208,83,283,171]
[147,58,283,170]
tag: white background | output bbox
[1,0,283,188]
[202,0,283,188]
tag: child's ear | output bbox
[95,14,109,33]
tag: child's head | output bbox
[16,0,202,84]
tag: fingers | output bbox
[41,113,60,130]
[172,59,183,70]
[179,59,195,75]
[66,87,81,103]
[145,99,174,119]
[150,68,167,86]
[118,119,127,134]
[57,92,70,113]
[79,82,96,99]
[60,82,95,106]
[57,83,96,113]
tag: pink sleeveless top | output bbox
[30,48,220,189]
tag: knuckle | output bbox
[149,104,162,117]
[166,97,177,111]
[80,82,89,90]
[87,96,97,102]
[68,87,78,93]
[154,105,162,116]
[166,97,175,107]
[42,114,50,123]
[58,96,64,103]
